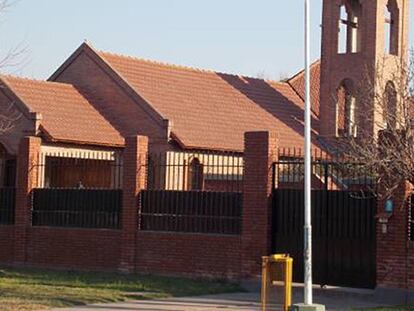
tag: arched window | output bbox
[384,81,397,129]
[385,0,399,55]
[337,79,357,137]
[338,0,362,54]
[188,158,203,190]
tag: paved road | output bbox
[55,286,413,311]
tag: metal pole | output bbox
[304,0,313,305]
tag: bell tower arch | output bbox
[319,0,410,137]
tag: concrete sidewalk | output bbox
[54,285,414,311]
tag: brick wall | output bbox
[4,132,414,289]
[14,136,41,264]
[4,131,270,279]
[126,134,243,278]
[0,226,14,263]
[377,181,413,289]
[26,228,121,270]
[135,232,241,278]
[119,136,148,272]
[241,131,278,277]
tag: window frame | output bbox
[337,0,362,54]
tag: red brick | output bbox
[119,136,148,272]
[135,232,241,278]
[14,136,41,264]
[377,181,413,289]
[0,226,14,263]
[26,228,121,270]
[241,131,278,277]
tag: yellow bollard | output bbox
[261,254,293,311]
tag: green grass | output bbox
[0,266,242,310]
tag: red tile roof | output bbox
[1,76,124,147]
[97,51,320,152]
[288,61,321,117]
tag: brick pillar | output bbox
[242,131,278,277]
[14,136,41,264]
[376,181,412,289]
[119,135,148,272]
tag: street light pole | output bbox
[304,0,313,305]
[292,3,325,310]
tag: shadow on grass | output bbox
[0,266,243,309]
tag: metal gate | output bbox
[271,160,377,289]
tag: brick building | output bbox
[0,0,413,290]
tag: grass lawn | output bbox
[0,266,242,310]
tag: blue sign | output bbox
[385,199,394,213]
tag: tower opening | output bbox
[385,0,399,55]
[338,0,362,54]
[337,79,357,137]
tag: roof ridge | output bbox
[98,49,284,84]
[0,74,74,87]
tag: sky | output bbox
[0,0,413,81]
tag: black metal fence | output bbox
[272,188,377,288]
[146,151,243,192]
[32,189,122,229]
[140,190,242,235]
[141,151,244,234]
[32,151,123,229]
[0,188,16,225]
[272,150,378,288]
[274,148,376,191]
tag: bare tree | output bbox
[0,0,9,11]
[0,0,22,133]
[337,53,414,199]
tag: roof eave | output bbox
[170,131,243,153]
[40,125,125,149]
[43,136,125,149]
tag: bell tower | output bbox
[319,0,410,138]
